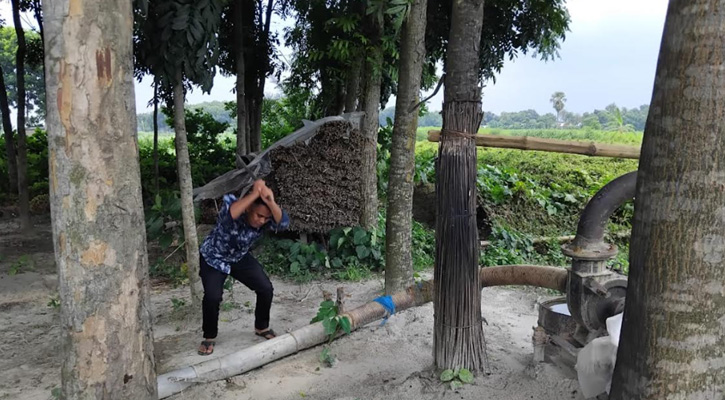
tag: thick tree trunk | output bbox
[43,0,157,397]
[173,77,204,311]
[153,82,160,194]
[11,0,30,233]
[344,56,362,113]
[234,0,248,162]
[433,0,487,372]
[610,1,725,398]
[384,0,428,294]
[360,23,383,230]
[0,64,17,193]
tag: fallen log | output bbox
[427,131,641,159]
[157,264,567,398]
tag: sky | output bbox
[0,0,669,116]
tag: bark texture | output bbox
[359,23,383,230]
[384,0,428,294]
[153,82,159,194]
[344,56,362,113]
[610,1,725,398]
[43,0,157,397]
[433,0,487,371]
[234,0,248,162]
[173,77,204,310]
[0,63,17,193]
[11,0,30,232]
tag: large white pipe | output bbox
[158,265,567,398]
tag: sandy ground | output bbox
[0,216,586,400]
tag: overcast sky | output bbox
[1,0,669,115]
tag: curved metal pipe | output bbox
[480,265,567,292]
[564,171,637,258]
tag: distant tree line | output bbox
[382,103,650,131]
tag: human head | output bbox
[246,198,272,228]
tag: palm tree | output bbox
[550,91,566,125]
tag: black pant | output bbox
[199,252,274,339]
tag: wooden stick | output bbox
[427,131,641,159]
[335,287,346,314]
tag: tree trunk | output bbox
[251,0,274,152]
[173,76,204,311]
[344,56,362,113]
[384,0,428,294]
[357,60,367,113]
[234,0,248,163]
[153,82,160,194]
[0,64,17,193]
[433,0,487,372]
[610,1,725,398]
[11,0,30,233]
[359,23,383,230]
[43,0,157,397]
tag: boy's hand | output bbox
[260,187,275,205]
[252,179,267,196]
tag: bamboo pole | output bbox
[157,265,567,398]
[427,131,641,159]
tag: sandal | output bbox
[198,340,215,356]
[255,329,277,340]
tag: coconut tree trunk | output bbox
[610,1,725,398]
[433,0,487,372]
[172,75,204,311]
[153,81,160,194]
[0,64,17,193]
[384,0,428,294]
[235,0,248,163]
[11,0,30,233]
[360,22,383,230]
[43,0,157,397]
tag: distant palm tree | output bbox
[550,92,567,125]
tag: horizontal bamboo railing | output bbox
[427,130,641,159]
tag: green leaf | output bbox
[320,300,336,310]
[342,227,352,235]
[458,368,474,384]
[356,245,371,259]
[353,229,368,245]
[331,258,343,268]
[323,317,339,335]
[339,316,351,334]
[385,5,406,15]
[290,261,300,273]
[337,237,345,249]
[440,369,455,382]
[147,217,164,237]
[450,380,464,391]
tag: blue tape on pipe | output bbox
[373,296,396,325]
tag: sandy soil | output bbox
[0,217,586,400]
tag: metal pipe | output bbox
[480,265,567,292]
[564,171,637,259]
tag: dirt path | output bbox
[0,218,584,400]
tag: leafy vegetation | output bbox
[3,95,638,282]
[310,299,351,342]
[440,367,474,391]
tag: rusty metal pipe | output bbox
[480,265,567,292]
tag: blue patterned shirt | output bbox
[200,194,290,274]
